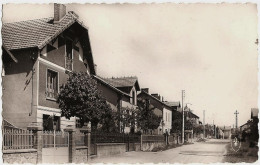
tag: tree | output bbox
[136,98,162,134]
[116,106,137,133]
[171,111,194,133]
[57,72,115,131]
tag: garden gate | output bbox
[42,131,69,164]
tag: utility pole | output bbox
[182,90,185,144]
[203,110,205,139]
[214,120,216,139]
[234,110,239,130]
[213,120,215,138]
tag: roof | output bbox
[103,76,140,91]
[2,11,96,75]
[2,12,85,50]
[2,44,18,63]
[251,108,258,118]
[93,75,130,97]
[3,119,18,129]
[219,126,232,131]
[164,101,181,107]
[185,111,199,119]
[138,91,173,110]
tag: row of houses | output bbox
[2,4,200,135]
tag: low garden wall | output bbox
[141,141,166,151]
[134,143,141,151]
[96,143,126,157]
[3,149,37,164]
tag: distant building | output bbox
[100,76,141,133]
[219,126,232,139]
[137,88,173,134]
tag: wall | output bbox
[141,142,166,151]
[73,147,88,163]
[96,143,126,157]
[97,82,119,110]
[163,107,172,133]
[2,49,38,129]
[134,143,141,151]
[3,149,37,164]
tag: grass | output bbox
[223,141,258,163]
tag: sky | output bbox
[2,3,258,127]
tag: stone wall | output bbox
[96,143,126,157]
[141,141,166,151]
[73,147,88,163]
[134,143,141,151]
[3,149,37,164]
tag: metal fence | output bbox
[42,131,69,148]
[91,132,140,144]
[3,128,34,150]
[75,132,87,146]
[142,135,165,142]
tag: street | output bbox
[89,139,230,164]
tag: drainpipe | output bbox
[29,53,36,116]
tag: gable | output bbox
[2,13,96,75]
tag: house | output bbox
[184,107,200,125]
[219,126,231,139]
[239,108,259,143]
[93,75,131,132]
[100,76,141,133]
[2,4,96,131]
[137,88,173,134]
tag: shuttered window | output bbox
[46,69,58,99]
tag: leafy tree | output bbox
[171,111,194,134]
[57,72,115,131]
[119,107,136,133]
[136,98,162,134]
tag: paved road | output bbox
[89,139,230,164]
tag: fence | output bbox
[91,132,140,143]
[142,135,165,142]
[75,132,87,146]
[3,128,34,150]
[42,131,69,148]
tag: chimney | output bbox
[54,3,66,22]
[151,93,160,100]
[141,88,149,94]
[162,96,164,102]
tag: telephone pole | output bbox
[182,90,185,144]
[234,110,239,129]
[203,110,205,139]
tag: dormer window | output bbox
[65,40,73,70]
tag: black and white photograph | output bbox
[1,1,259,164]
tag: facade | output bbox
[219,126,231,139]
[2,4,96,130]
[101,76,140,133]
[137,88,173,134]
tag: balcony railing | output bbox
[65,57,73,70]
[46,90,58,100]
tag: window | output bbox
[46,69,58,99]
[42,114,60,131]
[53,116,61,131]
[65,40,73,70]
[132,91,135,105]
[76,119,82,128]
